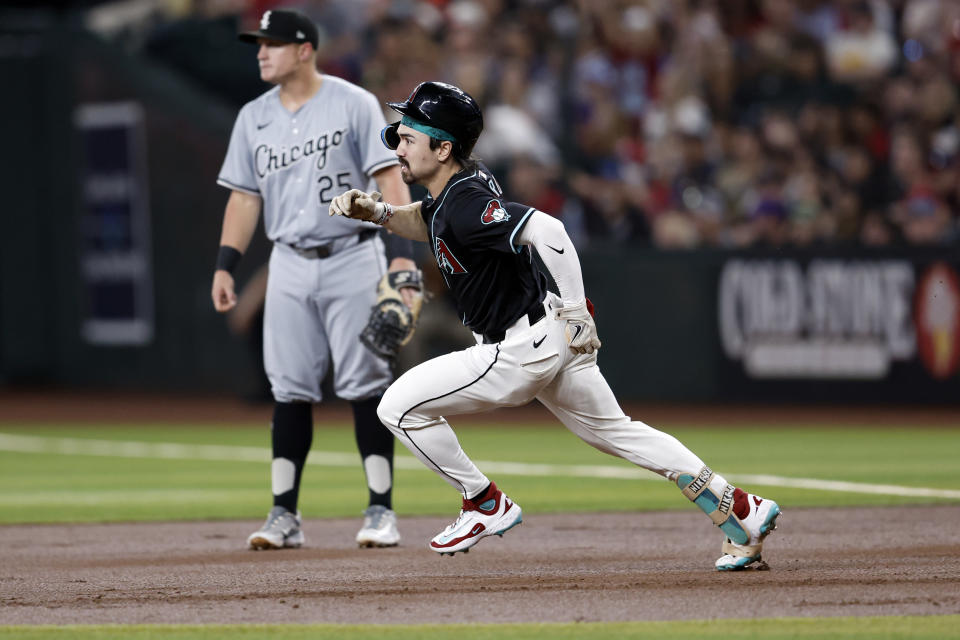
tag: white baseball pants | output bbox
[378,293,730,499]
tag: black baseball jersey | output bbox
[420,162,547,336]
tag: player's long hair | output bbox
[428,136,476,169]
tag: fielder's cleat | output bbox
[430,481,522,555]
[247,506,305,550]
[356,505,401,548]
[715,493,781,571]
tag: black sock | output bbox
[351,395,394,509]
[271,401,313,512]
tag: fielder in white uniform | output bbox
[330,81,782,570]
[211,9,419,550]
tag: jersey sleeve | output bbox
[352,90,400,177]
[216,105,259,195]
[449,189,537,255]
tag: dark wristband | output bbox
[215,245,242,274]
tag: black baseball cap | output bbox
[238,9,319,49]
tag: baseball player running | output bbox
[212,9,422,550]
[330,81,781,570]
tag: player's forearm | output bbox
[372,166,427,242]
[219,190,262,255]
[329,189,427,241]
[517,211,586,303]
[383,202,428,242]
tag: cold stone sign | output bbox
[718,259,915,379]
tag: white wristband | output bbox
[374,202,394,225]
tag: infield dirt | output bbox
[2,505,958,624]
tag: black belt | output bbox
[289,228,378,259]
[481,300,547,344]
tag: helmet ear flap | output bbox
[381,122,401,150]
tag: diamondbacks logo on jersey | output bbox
[481,199,510,225]
[435,237,467,274]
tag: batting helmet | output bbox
[381,82,483,158]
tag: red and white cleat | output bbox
[430,482,523,555]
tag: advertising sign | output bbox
[74,102,154,346]
[718,256,960,385]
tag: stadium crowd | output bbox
[129,0,960,249]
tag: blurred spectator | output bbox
[741,169,791,247]
[125,0,960,249]
[824,1,897,83]
[472,59,561,169]
[504,154,566,219]
[892,186,953,244]
[859,209,899,245]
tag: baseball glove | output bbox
[360,270,424,360]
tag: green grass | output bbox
[2,616,959,639]
[0,421,958,524]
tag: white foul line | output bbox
[1,433,958,500]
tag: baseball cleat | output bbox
[430,481,522,555]
[715,493,780,571]
[356,505,401,548]
[247,506,305,550]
